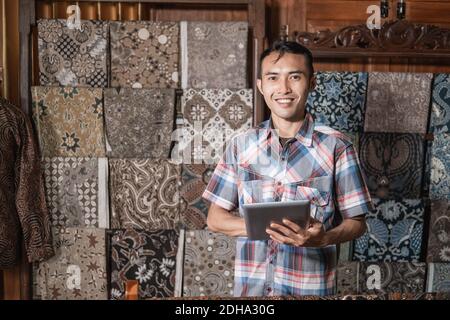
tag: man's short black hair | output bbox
[259,41,314,78]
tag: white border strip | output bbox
[98,157,109,229]
[174,228,186,297]
[180,21,188,90]
[426,263,434,293]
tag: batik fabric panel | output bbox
[37,19,108,87]
[430,73,450,134]
[426,263,450,292]
[32,86,105,157]
[427,200,450,262]
[430,134,450,200]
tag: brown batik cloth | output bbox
[33,228,107,300]
[427,200,450,262]
[182,22,248,89]
[364,72,432,133]
[109,159,181,230]
[32,86,105,157]
[104,88,176,158]
[42,157,109,229]
[182,230,236,297]
[110,21,180,89]
[37,19,108,87]
[179,89,253,164]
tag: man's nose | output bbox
[277,78,291,94]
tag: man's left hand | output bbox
[266,218,329,247]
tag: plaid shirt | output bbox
[203,113,372,296]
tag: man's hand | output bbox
[266,218,329,247]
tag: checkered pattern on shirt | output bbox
[203,113,373,297]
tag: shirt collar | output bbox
[258,113,315,147]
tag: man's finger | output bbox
[266,228,295,245]
[269,222,295,237]
[282,219,306,236]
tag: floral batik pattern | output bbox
[364,72,433,133]
[306,72,368,133]
[111,21,179,88]
[109,159,181,230]
[184,22,248,89]
[359,133,424,199]
[429,74,450,134]
[430,134,450,200]
[353,198,424,262]
[426,263,450,292]
[37,19,108,87]
[42,157,109,229]
[427,200,450,262]
[32,87,105,157]
[183,230,236,297]
[110,229,178,299]
[179,89,253,164]
[104,88,176,158]
[33,228,107,300]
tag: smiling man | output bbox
[203,41,373,297]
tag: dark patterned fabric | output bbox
[426,263,450,292]
[184,22,248,89]
[427,200,450,262]
[430,73,450,134]
[38,19,108,87]
[353,198,424,262]
[364,72,432,133]
[337,262,426,295]
[0,98,54,268]
[110,229,179,299]
[306,72,367,133]
[430,134,450,200]
[104,88,175,158]
[111,21,179,88]
[33,228,107,300]
[359,133,424,199]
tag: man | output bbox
[203,41,372,296]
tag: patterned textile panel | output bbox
[429,73,450,134]
[104,88,176,158]
[306,72,368,133]
[182,230,236,297]
[364,72,433,133]
[430,134,450,200]
[42,157,109,229]
[109,159,181,230]
[37,20,108,87]
[426,263,450,292]
[336,262,426,295]
[427,200,450,262]
[31,86,105,157]
[33,228,107,300]
[338,241,354,263]
[183,22,248,89]
[359,133,424,199]
[110,229,179,299]
[179,89,253,164]
[110,21,180,89]
[353,198,424,262]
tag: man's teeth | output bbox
[276,99,294,103]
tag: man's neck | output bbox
[271,113,305,138]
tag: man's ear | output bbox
[257,78,263,95]
[309,75,316,92]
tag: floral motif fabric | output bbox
[110,229,179,299]
[430,134,450,200]
[364,72,433,133]
[33,228,107,300]
[182,230,235,297]
[42,157,109,229]
[111,21,180,89]
[426,200,450,262]
[359,133,424,199]
[183,22,248,89]
[109,159,180,230]
[426,263,450,292]
[430,73,450,134]
[353,198,424,262]
[32,86,105,157]
[38,19,108,87]
[306,72,368,133]
[104,88,176,158]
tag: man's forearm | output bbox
[207,203,247,237]
[323,216,367,246]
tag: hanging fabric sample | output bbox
[426,263,450,292]
[426,200,450,262]
[429,73,450,134]
[430,134,450,200]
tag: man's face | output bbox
[257,52,315,122]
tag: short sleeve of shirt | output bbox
[335,144,373,219]
[202,138,239,211]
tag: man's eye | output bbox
[267,76,277,81]
[291,75,301,80]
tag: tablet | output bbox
[242,200,311,241]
